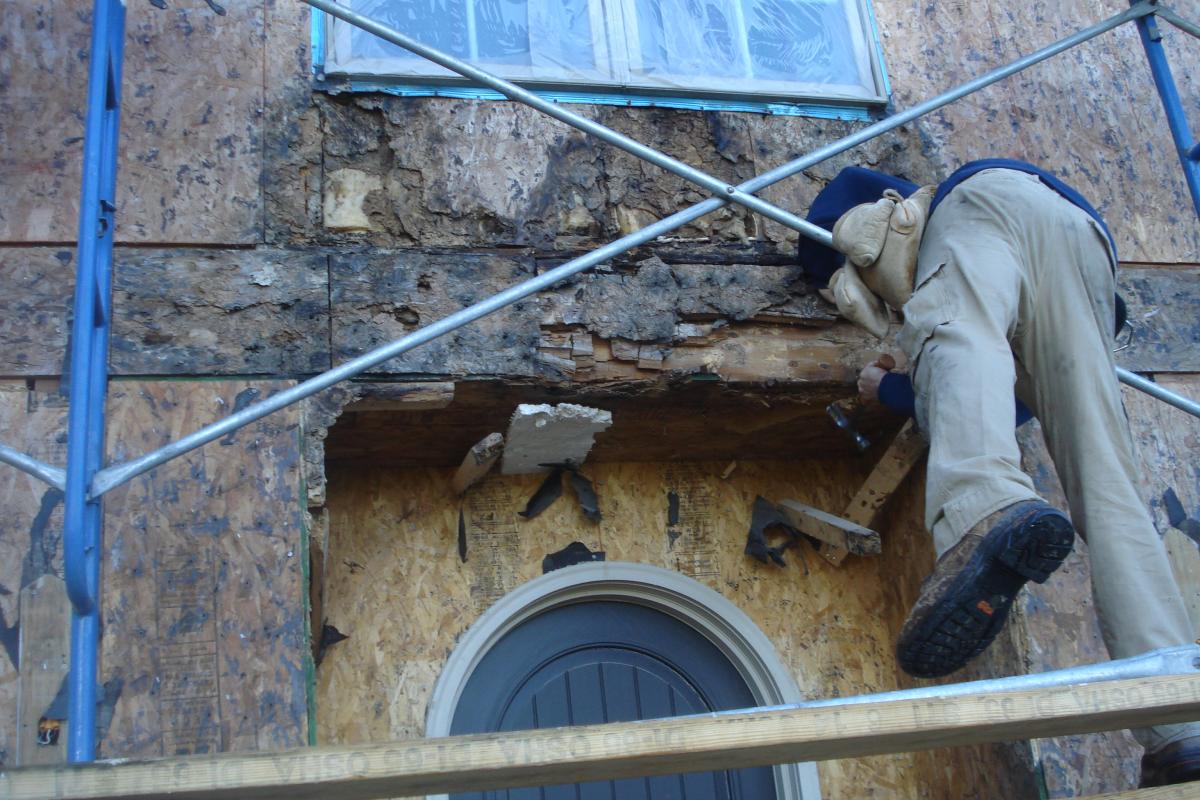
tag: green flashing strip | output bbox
[331,80,875,121]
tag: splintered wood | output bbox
[777,500,881,556]
[16,576,68,766]
[451,432,503,495]
[821,419,928,566]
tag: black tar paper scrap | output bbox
[316,622,350,666]
[744,496,813,572]
[518,463,602,522]
[458,508,468,563]
[542,541,605,573]
[518,467,564,519]
[1162,487,1200,547]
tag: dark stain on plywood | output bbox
[99,380,307,758]
[331,250,542,377]
[1116,268,1200,373]
[0,2,264,244]
[0,250,74,376]
[111,249,331,376]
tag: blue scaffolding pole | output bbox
[50,0,1200,765]
[63,0,125,763]
[1132,3,1200,216]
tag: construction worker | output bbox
[804,160,1200,787]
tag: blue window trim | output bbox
[309,5,892,121]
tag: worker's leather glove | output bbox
[832,185,935,311]
[828,263,890,339]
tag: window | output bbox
[321,0,887,108]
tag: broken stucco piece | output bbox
[323,168,382,232]
[501,403,613,475]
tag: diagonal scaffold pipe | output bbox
[90,0,1181,499]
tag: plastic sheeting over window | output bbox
[324,0,884,104]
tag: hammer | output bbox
[827,354,896,452]
[827,399,870,452]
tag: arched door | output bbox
[450,600,777,799]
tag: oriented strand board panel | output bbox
[0,247,331,379]
[318,459,1035,799]
[0,1,263,244]
[330,251,541,377]
[0,249,74,376]
[866,0,1200,263]
[111,249,331,375]
[0,381,69,768]
[1117,269,1200,373]
[1124,375,1200,632]
[99,380,309,758]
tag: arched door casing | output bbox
[426,562,822,800]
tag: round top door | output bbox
[450,600,777,799]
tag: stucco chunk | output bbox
[324,169,384,232]
[501,403,613,475]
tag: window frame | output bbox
[312,0,891,118]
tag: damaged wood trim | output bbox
[777,500,881,556]
[10,674,1200,799]
[451,432,504,495]
[821,420,928,566]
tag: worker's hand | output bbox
[857,354,896,405]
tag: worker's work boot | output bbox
[1140,737,1200,787]
[897,500,1075,678]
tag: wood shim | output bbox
[451,433,504,495]
[777,500,881,556]
[823,419,928,566]
[16,576,69,766]
[8,674,1200,800]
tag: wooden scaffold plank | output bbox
[4,674,1200,800]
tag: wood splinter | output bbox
[777,499,881,557]
[451,432,504,495]
[821,418,929,566]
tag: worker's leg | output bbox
[902,178,1041,557]
[1014,181,1198,753]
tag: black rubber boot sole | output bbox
[897,506,1075,679]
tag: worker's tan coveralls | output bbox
[899,168,1197,752]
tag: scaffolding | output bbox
[2,0,1200,790]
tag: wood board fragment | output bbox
[452,433,504,495]
[820,419,928,566]
[15,575,68,766]
[777,499,881,556]
[344,383,455,412]
[0,381,70,768]
[1123,375,1200,632]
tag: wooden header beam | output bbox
[4,674,1200,800]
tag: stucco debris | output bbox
[501,403,613,475]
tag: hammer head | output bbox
[827,401,871,452]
